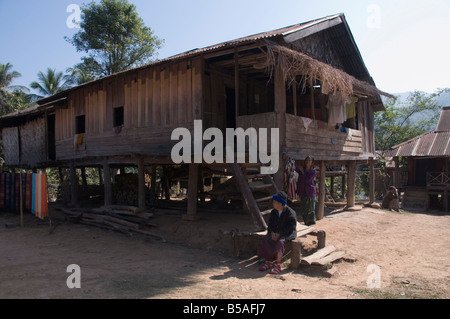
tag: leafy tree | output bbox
[30,68,72,98]
[66,64,96,85]
[374,89,449,195]
[375,89,447,152]
[0,62,26,115]
[0,62,22,91]
[66,0,164,78]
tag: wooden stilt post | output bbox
[341,172,346,199]
[98,166,103,186]
[290,239,302,269]
[103,159,112,206]
[317,230,326,249]
[70,162,78,206]
[346,161,359,211]
[150,165,156,204]
[273,64,286,190]
[81,167,87,193]
[234,47,240,119]
[310,78,315,120]
[330,176,335,199]
[183,163,200,221]
[369,158,375,204]
[137,157,146,211]
[317,160,326,220]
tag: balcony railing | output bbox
[427,172,450,187]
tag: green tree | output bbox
[0,63,37,115]
[0,62,25,115]
[66,64,96,85]
[0,62,22,90]
[30,68,72,98]
[66,0,163,78]
[375,89,447,151]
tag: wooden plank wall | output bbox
[54,57,203,161]
[358,100,375,155]
[284,113,364,160]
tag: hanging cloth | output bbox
[346,96,358,119]
[326,93,347,126]
[285,158,298,200]
[33,174,49,219]
[301,117,313,130]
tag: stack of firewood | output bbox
[60,205,163,240]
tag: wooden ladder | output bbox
[228,163,278,231]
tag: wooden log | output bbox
[102,215,140,229]
[312,251,346,266]
[100,205,141,214]
[301,245,336,265]
[317,230,326,249]
[290,239,302,269]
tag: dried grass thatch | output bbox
[265,40,393,100]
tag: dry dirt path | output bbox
[0,207,449,299]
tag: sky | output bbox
[0,0,450,95]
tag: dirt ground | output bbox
[0,203,449,299]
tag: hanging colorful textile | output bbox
[0,173,48,218]
[285,158,297,200]
[33,173,49,219]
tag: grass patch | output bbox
[352,278,445,299]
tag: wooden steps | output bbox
[301,245,346,266]
[229,163,278,230]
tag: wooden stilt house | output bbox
[384,107,450,212]
[1,14,390,230]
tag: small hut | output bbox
[1,14,390,229]
[384,107,450,212]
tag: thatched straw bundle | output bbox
[265,40,393,100]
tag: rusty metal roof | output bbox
[386,107,450,157]
[387,130,450,157]
[437,106,450,131]
[36,13,385,106]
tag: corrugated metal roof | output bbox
[436,106,450,131]
[1,13,385,118]
[386,107,450,157]
[37,13,376,106]
[387,130,450,157]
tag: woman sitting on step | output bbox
[258,191,298,275]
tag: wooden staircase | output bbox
[228,163,279,231]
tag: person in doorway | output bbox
[382,186,401,212]
[258,191,297,275]
[296,156,317,226]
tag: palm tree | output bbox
[66,65,96,85]
[0,62,27,115]
[30,68,72,98]
[0,62,22,90]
